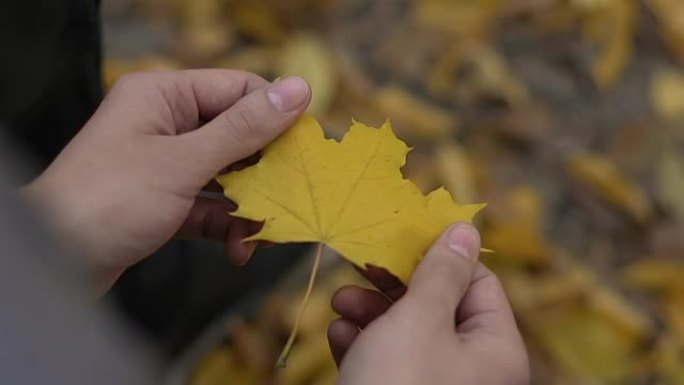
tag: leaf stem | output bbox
[276,242,325,368]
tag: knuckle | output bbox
[234,69,267,84]
[225,105,259,143]
[113,71,176,92]
[112,72,145,92]
[476,266,507,296]
[424,250,473,285]
[111,72,163,97]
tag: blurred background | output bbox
[5,0,684,384]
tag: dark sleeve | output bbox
[0,0,103,173]
[0,135,156,385]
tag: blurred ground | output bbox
[104,1,684,384]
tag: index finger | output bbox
[106,69,268,134]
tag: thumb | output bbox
[183,76,311,173]
[403,222,481,324]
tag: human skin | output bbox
[329,223,530,385]
[23,70,312,293]
[21,69,529,384]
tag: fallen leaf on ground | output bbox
[435,143,477,205]
[484,185,552,265]
[531,306,639,383]
[578,0,636,88]
[217,114,485,282]
[568,153,653,223]
[657,147,684,222]
[277,34,338,116]
[228,1,287,44]
[651,69,684,122]
[648,0,684,64]
[375,86,456,141]
[414,0,501,39]
[623,259,684,294]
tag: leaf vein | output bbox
[326,137,385,238]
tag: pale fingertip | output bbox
[447,223,481,261]
[267,76,311,112]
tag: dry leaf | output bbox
[229,1,287,44]
[663,295,684,342]
[453,45,529,107]
[588,286,653,342]
[375,86,456,141]
[277,34,338,116]
[623,259,684,294]
[653,335,684,384]
[651,69,684,122]
[435,143,477,204]
[657,147,684,222]
[486,226,553,265]
[578,0,636,88]
[217,114,485,282]
[179,0,233,59]
[569,153,653,223]
[190,347,241,385]
[531,307,638,383]
[231,322,277,373]
[648,0,684,64]
[414,0,501,40]
[484,185,552,265]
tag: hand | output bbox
[23,70,311,293]
[328,223,529,385]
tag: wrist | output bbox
[21,172,126,293]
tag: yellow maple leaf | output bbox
[217,113,485,283]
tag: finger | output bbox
[331,285,392,327]
[175,198,257,265]
[106,69,268,134]
[182,76,311,173]
[457,263,519,338]
[176,198,235,241]
[248,219,264,237]
[356,265,407,302]
[225,217,257,266]
[402,222,481,325]
[327,318,360,367]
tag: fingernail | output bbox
[267,76,309,112]
[448,223,480,260]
